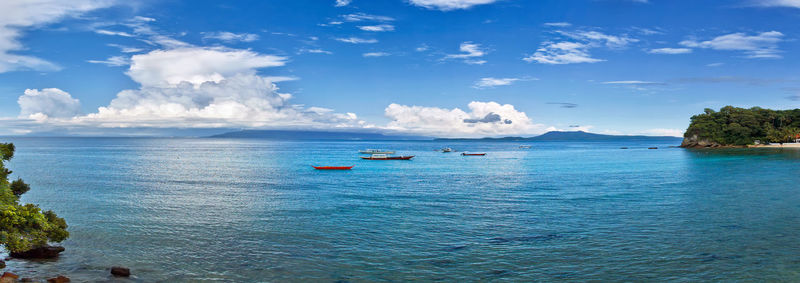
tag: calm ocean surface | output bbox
[3,137,800,282]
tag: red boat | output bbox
[312,166,354,170]
[462,153,486,156]
[360,154,414,160]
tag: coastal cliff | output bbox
[681,106,800,148]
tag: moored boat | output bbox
[441,147,453,152]
[312,165,354,170]
[360,154,414,160]
[461,153,486,156]
[359,149,395,154]
[519,145,532,149]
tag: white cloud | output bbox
[473,77,519,89]
[95,29,134,37]
[706,62,724,67]
[648,47,692,54]
[544,22,571,27]
[525,30,636,64]
[299,48,333,55]
[524,41,602,64]
[87,55,129,66]
[202,32,259,43]
[416,44,429,52]
[643,128,683,137]
[26,47,363,130]
[342,13,394,22]
[750,0,800,8]
[108,44,143,53]
[127,47,286,88]
[363,52,390,57]
[408,0,499,11]
[443,42,488,64]
[18,88,82,119]
[385,101,544,137]
[679,31,784,58]
[335,0,352,7]
[0,0,115,73]
[358,24,395,32]
[334,37,378,44]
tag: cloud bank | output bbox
[384,101,544,137]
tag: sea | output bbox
[3,137,800,282]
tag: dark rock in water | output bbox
[681,134,723,148]
[47,275,70,283]
[620,147,628,149]
[111,266,131,277]
[648,147,658,149]
[10,245,65,259]
[20,278,34,282]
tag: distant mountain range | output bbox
[435,131,682,141]
[210,130,680,141]
[209,130,429,140]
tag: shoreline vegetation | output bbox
[681,106,800,148]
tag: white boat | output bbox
[441,147,453,152]
[359,149,395,154]
[519,145,532,149]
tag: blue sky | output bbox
[1,0,799,137]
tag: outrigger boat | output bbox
[461,153,486,156]
[360,154,414,160]
[312,165,354,170]
[359,149,395,154]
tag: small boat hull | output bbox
[360,156,414,160]
[359,150,395,154]
[462,153,486,156]
[313,166,354,170]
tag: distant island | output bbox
[436,131,681,142]
[681,106,800,148]
[210,130,429,140]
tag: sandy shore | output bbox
[748,143,800,148]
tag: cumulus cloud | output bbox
[648,47,692,54]
[202,31,259,43]
[525,30,636,64]
[444,42,488,64]
[334,37,379,44]
[679,31,784,58]
[358,24,395,32]
[18,88,82,119]
[127,47,286,87]
[473,77,520,89]
[408,0,498,11]
[0,0,114,73]
[19,47,363,131]
[384,101,544,137]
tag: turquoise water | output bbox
[4,137,800,281]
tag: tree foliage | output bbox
[684,106,800,145]
[0,143,68,253]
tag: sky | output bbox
[1,0,800,137]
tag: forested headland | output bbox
[682,106,800,147]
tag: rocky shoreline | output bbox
[0,246,131,282]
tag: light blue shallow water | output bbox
[3,137,800,282]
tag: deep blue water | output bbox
[3,137,800,282]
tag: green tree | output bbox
[0,143,68,253]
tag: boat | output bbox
[441,147,453,152]
[359,149,395,154]
[312,166,354,170]
[462,153,486,156]
[519,145,532,149]
[360,154,414,160]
